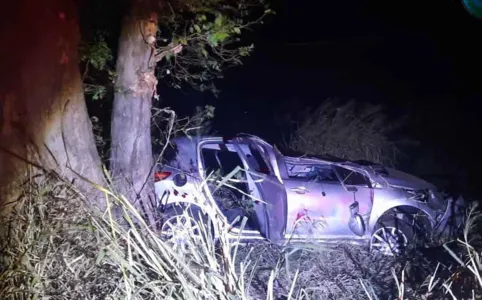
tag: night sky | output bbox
[159,0,482,197]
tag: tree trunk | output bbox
[110,2,160,226]
[0,0,106,215]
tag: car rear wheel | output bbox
[370,219,413,256]
[160,205,212,252]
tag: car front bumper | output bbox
[433,195,467,241]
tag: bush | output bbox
[288,99,410,165]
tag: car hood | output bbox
[373,167,437,191]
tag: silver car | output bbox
[154,134,466,254]
[282,155,466,253]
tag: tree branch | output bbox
[153,43,183,64]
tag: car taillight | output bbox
[154,171,171,182]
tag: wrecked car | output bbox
[282,155,466,254]
[154,134,466,254]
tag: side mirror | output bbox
[348,201,365,236]
[349,214,366,236]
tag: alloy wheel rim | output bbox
[161,214,201,252]
[370,226,408,256]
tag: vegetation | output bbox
[288,99,412,166]
[80,33,115,101]
[0,162,480,299]
[152,0,272,94]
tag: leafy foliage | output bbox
[83,83,107,101]
[187,104,216,136]
[79,32,115,100]
[80,35,113,71]
[153,0,273,94]
[79,1,269,99]
[288,99,412,166]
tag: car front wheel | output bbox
[370,219,413,256]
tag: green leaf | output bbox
[215,14,224,27]
[194,24,201,33]
[208,35,218,47]
[210,32,229,45]
[233,27,241,34]
[201,48,208,58]
[239,44,254,57]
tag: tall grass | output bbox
[0,175,118,299]
[0,173,256,299]
[0,172,480,300]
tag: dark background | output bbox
[87,0,482,198]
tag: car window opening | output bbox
[287,164,338,183]
[334,166,370,187]
[201,145,259,231]
[250,145,272,174]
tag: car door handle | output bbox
[291,187,308,194]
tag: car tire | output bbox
[370,218,414,256]
[159,204,213,251]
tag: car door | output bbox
[324,165,373,237]
[233,137,288,242]
[285,164,373,239]
[284,164,344,237]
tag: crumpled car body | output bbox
[154,134,467,248]
[282,156,466,245]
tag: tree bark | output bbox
[0,0,106,215]
[110,2,160,226]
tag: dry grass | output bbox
[0,172,271,300]
[1,172,480,300]
[236,241,404,299]
[288,99,411,165]
[0,174,120,299]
